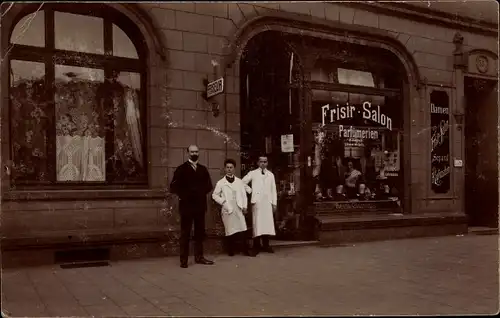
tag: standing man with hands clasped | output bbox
[170,145,214,268]
[242,155,278,254]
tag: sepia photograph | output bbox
[0,0,498,316]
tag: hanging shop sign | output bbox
[321,101,393,130]
[206,77,224,98]
[281,134,294,153]
[430,91,450,194]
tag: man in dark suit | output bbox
[170,145,214,268]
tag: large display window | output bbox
[311,89,403,204]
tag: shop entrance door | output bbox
[464,78,498,228]
[239,31,305,240]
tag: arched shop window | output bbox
[310,55,404,203]
[8,4,147,186]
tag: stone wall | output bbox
[1,2,497,248]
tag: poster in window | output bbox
[430,90,450,194]
[281,134,294,153]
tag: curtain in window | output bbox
[112,85,144,181]
[55,79,105,181]
[54,77,144,182]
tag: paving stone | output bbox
[45,304,89,317]
[2,301,48,317]
[155,300,204,316]
[83,303,128,317]
[121,301,167,316]
[2,235,498,316]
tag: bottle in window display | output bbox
[333,184,348,201]
[376,184,392,200]
[356,183,373,201]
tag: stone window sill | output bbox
[2,188,169,201]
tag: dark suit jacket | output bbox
[170,161,213,213]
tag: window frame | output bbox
[7,4,149,189]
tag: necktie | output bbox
[261,169,265,175]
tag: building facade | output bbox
[1,2,498,267]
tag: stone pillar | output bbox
[452,32,466,214]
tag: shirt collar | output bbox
[188,159,198,166]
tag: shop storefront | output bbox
[1,2,497,266]
[239,30,415,239]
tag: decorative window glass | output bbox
[8,4,147,186]
[10,10,45,47]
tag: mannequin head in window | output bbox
[358,183,367,194]
[336,184,345,194]
[383,184,391,194]
[347,160,357,172]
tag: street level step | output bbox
[468,227,498,235]
[270,240,320,249]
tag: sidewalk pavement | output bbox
[2,234,498,317]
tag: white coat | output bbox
[242,168,277,237]
[212,176,250,236]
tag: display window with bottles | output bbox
[309,67,404,204]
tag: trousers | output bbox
[225,231,251,255]
[253,235,271,249]
[179,208,206,262]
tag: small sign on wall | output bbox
[281,134,294,153]
[454,159,463,167]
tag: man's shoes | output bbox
[262,246,274,253]
[180,262,188,268]
[227,251,235,257]
[195,257,214,265]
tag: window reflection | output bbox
[113,24,139,59]
[55,12,104,54]
[10,60,49,182]
[10,10,45,47]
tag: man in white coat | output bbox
[212,159,256,257]
[242,155,277,254]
